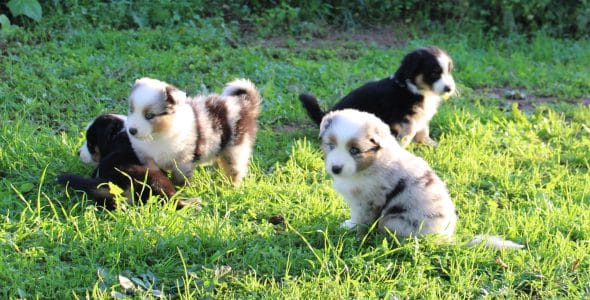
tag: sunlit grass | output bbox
[0,24,589,298]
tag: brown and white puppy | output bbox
[319,109,524,249]
[125,77,261,186]
[301,46,456,147]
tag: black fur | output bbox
[298,47,451,134]
[384,179,407,207]
[57,114,186,210]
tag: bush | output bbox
[25,0,590,38]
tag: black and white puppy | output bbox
[57,114,186,210]
[300,46,455,147]
[319,109,524,249]
[125,77,261,186]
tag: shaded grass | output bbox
[0,25,589,298]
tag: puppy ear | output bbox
[394,50,422,83]
[319,112,334,139]
[368,120,393,150]
[165,85,187,105]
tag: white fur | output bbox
[221,78,258,97]
[468,235,525,250]
[126,77,260,185]
[78,114,126,166]
[321,109,523,249]
[434,54,455,97]
[78,142,95,165]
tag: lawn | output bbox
[1,23,589,298]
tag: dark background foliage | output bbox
[3,0,589,38]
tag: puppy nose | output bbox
[331,165,343,174]
[128,128,138,136]
[443,85,451,93]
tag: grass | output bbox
[1,23,589,298]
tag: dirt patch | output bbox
[476,87,590,111]
[272,122,316,134]
[252,25,406,49]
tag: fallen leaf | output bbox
[496,256,508,269]
[118,274,136,291]
[111,291,127,299]
[131,276,148,290]
[570,259,581,273]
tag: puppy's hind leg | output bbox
[170,160,193,186]
[378,214,419,239]
[218,143,253,186]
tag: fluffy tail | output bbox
[57,173,116,210]
[298,93,326,125]
[222,78,261,110]
[467,235,525,250]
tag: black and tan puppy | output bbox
[57,114,190,210]
[300,46,456,147]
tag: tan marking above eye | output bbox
[328,134,337,145]
[346,138,363,154]
[92,146,101,162]
[142,105,153,115]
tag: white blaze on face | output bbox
[323,112,366,177]
[125,79,168,140]
[78,118,97,166]
[78,141,96,166]
[433,54,455,97]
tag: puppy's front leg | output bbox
[341,202,380,237]
[171,161,193,186]
[395,121,417,148]
[413,126,437,147]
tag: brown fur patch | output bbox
[92,146,101,162]
[347,130,379,172]
[165,85,178,105]
[205,96,232,150]
[350,187,362,197]
[234,96,258,145]
[191,102,206,161]
[152,114,174,134]
[322,134,337,153]
[416,170,436,187]
[142,105,152,116]
[415,74,428,90]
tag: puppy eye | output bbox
[349,147,361,155]
[144,112,155,120]
[326,143,336,150]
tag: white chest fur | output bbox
[131,105,197,170]
[413,93,441,129]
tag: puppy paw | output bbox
[418,137,438,147]
[399,135,413,148]
[340,219,357,229]
[176,197,202,210]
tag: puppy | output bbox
[57,114,188,210]
[319,109,523,249]
[301,46,455,147]
[125,77,261,186]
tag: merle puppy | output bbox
[57,114,191,210]
[300,46,456,147]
